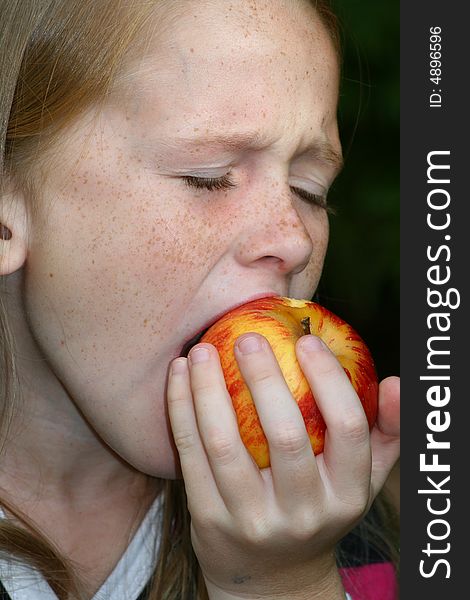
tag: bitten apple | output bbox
[200,296,378,469]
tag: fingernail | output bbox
[237,334,263,355]
[189,346,210,364]
[300,335,325,352]
[171,358,187,375]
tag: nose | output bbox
[232,184,318,277]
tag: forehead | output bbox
[121,0,338,92]
[112,0,340,148]
[166,0,334,52]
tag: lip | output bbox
[178,291,279,357]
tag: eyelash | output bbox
[182,174,236,191]
[182,174,331,211]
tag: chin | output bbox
[111,431,183,481]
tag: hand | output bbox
[167,333,400,600]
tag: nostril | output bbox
[261,256,282,265]
[0,224,12,240]
[259,255,307,275]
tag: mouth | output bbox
[178,292,278,358]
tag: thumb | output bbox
[369,376,400,501]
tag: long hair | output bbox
[0,1,398,598]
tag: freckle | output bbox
[49,273,54,277]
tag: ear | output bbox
[0,184,28,276]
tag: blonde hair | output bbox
[0,1,396,598]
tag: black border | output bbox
[401,2,467,597]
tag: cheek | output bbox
[294,209,329,297]
[22,178,194,478]
[313,211,329,266]
[22,159,226,403]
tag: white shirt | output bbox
[0,495,163,600]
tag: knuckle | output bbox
[336,413,369,444]
[290,510,318,541]
[205,431,239,465]
[191,506,219,530]
[342,499,367,523]
[173,430,198,455]
[269,423,309,455]
[191,379,215,395]
[310,352,340,377]
[239,515,271,547]
[167,385,189,407]
[167,389,182,405]
[250,368,274,386]
[333,488,370,520]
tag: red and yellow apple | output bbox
[200,296,378,468]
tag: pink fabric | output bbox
[340,562,398,600]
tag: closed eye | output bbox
[182,175,335,214]
[182,174,236,191]
[290,186,332,212]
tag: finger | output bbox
[295,335,371,497]
[166,357,222,513]
[187,343,264,514]
[369,376,400,502]
[233,333,322,509]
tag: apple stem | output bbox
[301,316,311,336]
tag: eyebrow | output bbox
[301,140,344,176]
[168,131,344,175]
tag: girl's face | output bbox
[22,0,342,478]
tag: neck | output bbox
[1,269,158,510]
[0,435,162,598]
[0,273,165,598]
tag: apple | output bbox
[199,296,378,469]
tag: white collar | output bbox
[0,494,163,600]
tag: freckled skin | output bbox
[16,0,341,480]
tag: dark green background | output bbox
[317,0,399,380]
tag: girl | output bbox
[0,1,400,599]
